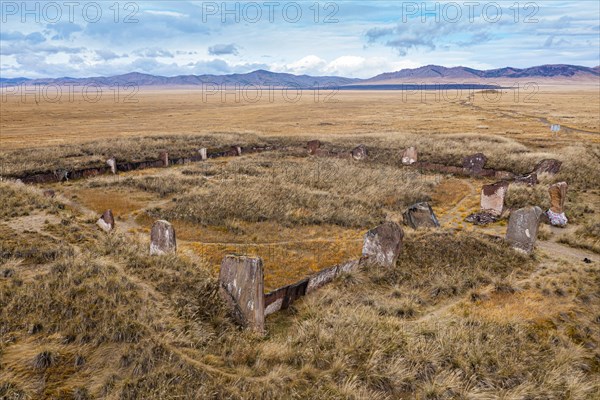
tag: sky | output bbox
[1,1,599,78]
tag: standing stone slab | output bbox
[96,209,115,233]
[403,202,440,229]
[351,144,368,161]
[159,152,169,167]
[547,182,568,227]
[463,153,487,175]
[306,265,339,294]
[106,158,117,174]
[361,222,404,268]
[198,148,208,161]
[480,181,509,216]
[219,255,265,332]
[232,146,242,156]
[401,147,418,165]
[150,220,176,255]
[307,140,321,155]
[506,206,544,254]
[534,159,561,175]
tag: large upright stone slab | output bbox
[463,153,487,175]
[96,209,115,232]
[106,158,117,174]
[361,222,404,268]
[219,255,265,332]
[351,144,368,161]
[150,220,176,255]
[534,159,561,175]
[401,147,418,165]
[505,206,544,254]
[403,202,440,229]
[307,140,321,155]
[198,148,208,161]
[159,152,169,167]
[547,182,568,227]
[480,181,509,216]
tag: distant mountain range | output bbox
[1,64,598,88]
[364,64,599,83]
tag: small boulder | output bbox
[547,182,568,227]
[198,148,208,161]
[361,222,404,268]
[219,255,265,333]
[42,189,55,198]
[54,169,69,182]
[480,181,509,216]
[403,202,440,229]
[463,153,487,175]
[106,158,117,174]
[505,206,544,254]
[351,144,368,161]
[307,140,321,155]
[96,209,114,233]
[231,146,242,156]
[150,220,176,255]
[534,159,561,175]
[159,152,169,167]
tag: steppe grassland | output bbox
[0,86,599,399]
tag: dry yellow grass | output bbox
[1,87,600,399]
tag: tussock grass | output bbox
[150,155,435,229]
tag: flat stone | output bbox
[106,158,117,174]
[150,220,176,255]
[534,159,561,175]
[361,222,404,268]
[159,152,169,167]
[463,153,487,175]
[401,147,418,165]
[351,144,368,161]
[96,209,115,233]
[307,140,321,155]
[505,206,544,254]
[481,181,510,216]
[403,202,440,229]
[514,173,537,186]
[465,211,498,225]
[219,255,265,332]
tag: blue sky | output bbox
[1,1,598,78]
